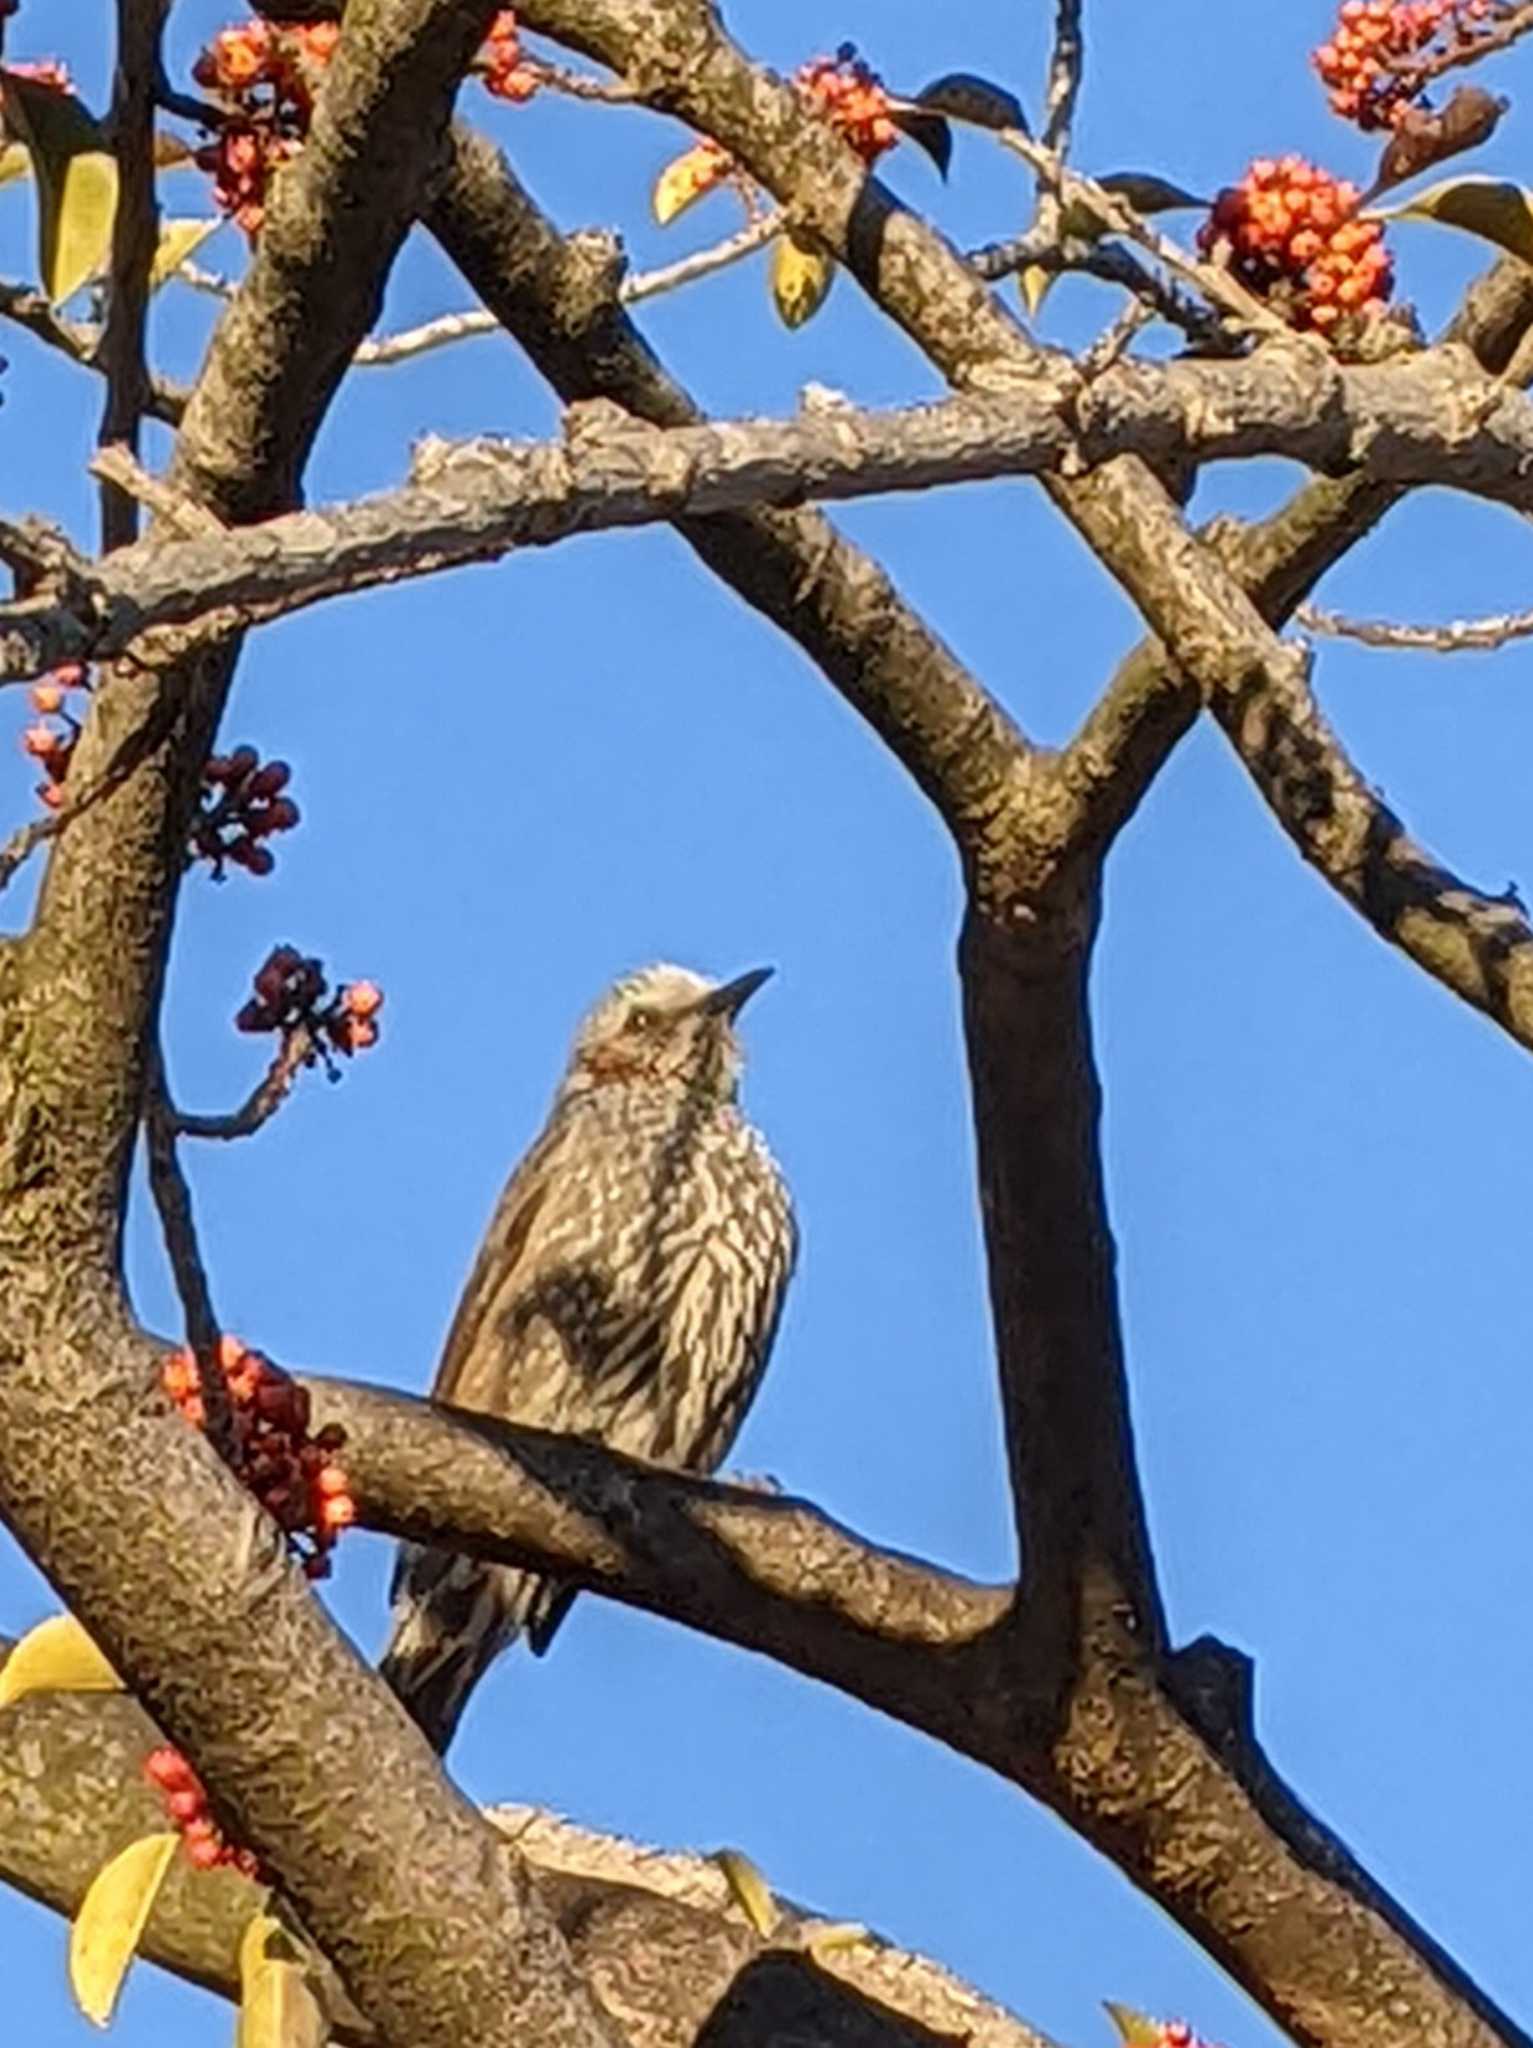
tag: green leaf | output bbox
[1097,172,1207,214]
[913,72,1027,135]
[70,1833,179,2028]
[0,69,118,305]
[1372,174,1533,264]
[771,229,834,329]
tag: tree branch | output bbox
[476,9,1533,2041]
[424,128,1034,841]
[301,1374,1526,2048]
[0,8,626,2048]
[6,346,1533,681]
[0,281,189,423]
[98,1,166,550]
[0,1657,1053,2048]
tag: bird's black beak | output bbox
[700,966,774,1020]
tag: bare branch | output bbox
[1387,0,1533,89]
[99,1,168,551]
[999,130,1283,339]
[142,1042,238,1458]
[1298,598,1533,651]
[1041,0,1085,155]
[623,211,782,305]
[0,1661,1053,2048]
[0,7,630,2048]
[350,216,783,370]
[425,128,1036,834]
[169,1021,322,1140]
[15,350,1533,680]
[301,1373,1528,2048]
[0,280,188,422]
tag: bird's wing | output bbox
[431,1103,670,1429]
[673,1195,797,1473]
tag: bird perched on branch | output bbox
[380,963,796,1752]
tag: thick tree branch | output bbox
[10,345,1533,678]
[0,8,626,2048]
[477,10,1533,2042]
[99,1,166,550]
[0,1657,1052,2048]
[301,1374,1524,2048]
[425,130,1033,844]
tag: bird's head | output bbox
[561,963,773,1106]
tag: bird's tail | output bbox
[379,1543,573,1753]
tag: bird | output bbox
[379,962,796,1753]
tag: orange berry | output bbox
[344,980,383,1018]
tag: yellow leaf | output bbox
[154,131,197,171]
[805,1921,870,1961]
[1103,2002,1164,2047]
[770,231,833,330]
[151,217,221,291]
[652,142,729,226]
[0,69,119,304]
[0,1613,123,1706]
[0,139,31,186]
[70,1833,179,2028]
[1373,175,1533,265]
[239,1914,327,2048]
[1018,264,1054,317]
[713,1847,779,1936]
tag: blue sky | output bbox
[2,4,1532,2044]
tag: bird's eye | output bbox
[627,1007,656,1034]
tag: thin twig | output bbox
[623,210,781,304]
[345,214,782,366]
[173,258,237,302]
[998,130,1296,342]
[1298,597,1533,651]
[0,810,62,891]
[143,1041,237,1457]
[99,0,168,551]
[524,58,639,102]
[169,1022,320,1141]
[1078,295,1152,381]
[1386,0,1533,89]
[352,306,498,364]
[0,279,189,422]
[91,444,227,537]
[153,76,229,130]
[1041,0,1085,156]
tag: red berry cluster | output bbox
[475,8,537,102]
[196,746,299,877]
[19,663,89,810]
[190,20,339,235]
[1313,0,1492,129]
[1198,156,1393,334]
[795,44,900,162]
[236,944,384,1056]
[144,1745,263,1877]
[163,1333,355,1578]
